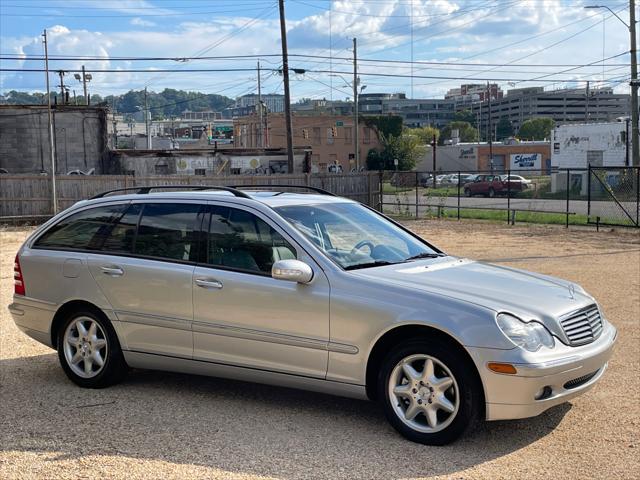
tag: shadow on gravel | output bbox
[0,353,571,479]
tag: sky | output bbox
[0,0,633,103]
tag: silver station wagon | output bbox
[10,185,617,445]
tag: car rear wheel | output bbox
[378,340,482,445]
[488,187,495,198]
[57,309,127,388]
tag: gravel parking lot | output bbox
[1,221,639,480]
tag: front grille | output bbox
[559,304,603,346]
[564,370,599,390]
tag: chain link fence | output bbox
[379,167,640,228]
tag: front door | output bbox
[87,201,203,358]
[192,204,330,379]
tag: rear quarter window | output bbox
[34,204,127,250]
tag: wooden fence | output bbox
[0,173,381,219]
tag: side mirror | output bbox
[272,259,314,284]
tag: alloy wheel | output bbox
[63,316,108,378]
[387,354,460,433]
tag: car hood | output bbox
[350,256,594,337]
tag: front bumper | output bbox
[467,321,617,421]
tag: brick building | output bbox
[416,140,551,173]
[233,113,383,172]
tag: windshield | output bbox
[275,203,442,270]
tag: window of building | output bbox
[134,203,201,262]
[363,127,371,144]
[313,127,321,146]
[586,150,604,167]
[154,163,169,175]
[205,206,296,274]
[326,128,334,145]
[344,126,352,145]
[34,205,127,251]
[195,168,206,176]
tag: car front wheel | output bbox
[464,188,471,197]
[57,309,127,388]
[378,340,482,445]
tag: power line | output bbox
[2,52,630,68]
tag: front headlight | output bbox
[496,313,555,352]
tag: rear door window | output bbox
[134,203,202,262]
[101,204,143,254]
[205,206,296,274]
[34,204,127,250]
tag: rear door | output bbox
[192,203,330,378]
[87,201,203,358]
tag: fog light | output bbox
[534,386,553,400]
[487,362,517,374]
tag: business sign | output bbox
[510,153,541,170]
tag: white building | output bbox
[550,121,631,194]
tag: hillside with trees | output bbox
[0,89,234,119]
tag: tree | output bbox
[496,117,514,140]
[408,125,440,145]
[453,109,476,126]
[366,132,425,171]
[439,121,478,145]
[518,117,555,140]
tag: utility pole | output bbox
[144,87,151,149]
[585,80,590,122]
[257,60,263,148]
[82,65,88,105]
[630,0,639,166]
[43,29,57,214]
[278,0,294,173]
[431,135,437,188]
[353,37,359,170]
[487,82,493,172]
[112,98,117,149]
[58,70,66,104]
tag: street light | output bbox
[585,4,638,166]
[73,65,92,105]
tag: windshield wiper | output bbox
[404,252,447,261]
[344,260,398,271]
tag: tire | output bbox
[57,309,127,388]
[464,188,471,197]
[377,339,482,445]
[488,187,495,198]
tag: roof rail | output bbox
[230,184,337,196]
[90,185,252,200]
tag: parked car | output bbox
[499,174,532,186]
[441,173,475,186]
[463,174,528,197]
[10,185,616,445]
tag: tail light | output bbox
[14,254,25,296]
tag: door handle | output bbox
[100,265,124,276]
[195,278,223,289]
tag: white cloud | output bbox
[0,0,632,99]
[130,18,156,28]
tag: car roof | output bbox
[78,190,356,210]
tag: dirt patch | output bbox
[1,222,639,480]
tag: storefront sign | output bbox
[510,153,541,170]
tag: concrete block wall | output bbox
[0,106,108,174]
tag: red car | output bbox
[463,174,527,197]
